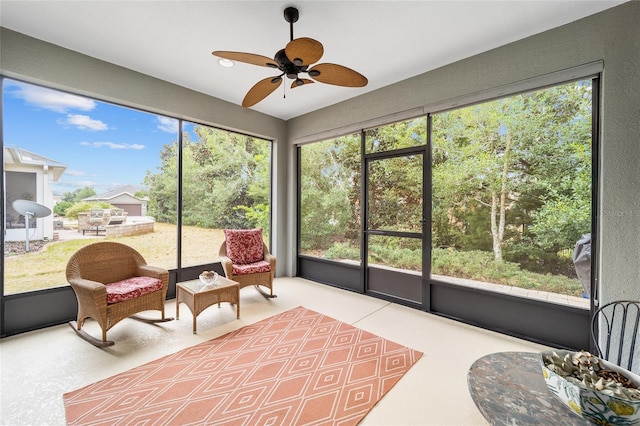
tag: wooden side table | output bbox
[176,276,240,333]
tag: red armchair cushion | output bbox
[224,228,264,265]
[232,260,272,276]
[106,276,163,304]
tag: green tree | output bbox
[300,134,361,251]
[74,186,96,201]
[134,189,148,199]
[432,80,592,269]
[144,140,178,224]
[144,125,271,236]
[365,118,426,234]
[53,200,73,216]
[62,186,96,203]
[56,186,97,216]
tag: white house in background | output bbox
[83,185,148,217]
[3,146,67,242]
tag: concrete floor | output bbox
[0,277,550,425]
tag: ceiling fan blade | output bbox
[308,63,368,87]
[242,76,283,107]
[285,37,324,66]
[291,78,314,89]
[212,51,279,68]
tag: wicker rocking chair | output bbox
[66,241,173,347]
[218,229,276,299]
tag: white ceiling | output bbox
[0,1,627,120]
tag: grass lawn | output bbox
[3,223,225,294]
[5,223,583,298]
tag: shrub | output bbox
[432,248,583,296]
[314,242,585,297]
[53,200,73,217]
[325,242,360,261]
[368,244,421,270]
[65,202,114,220]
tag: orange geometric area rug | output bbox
[63,306,423,426]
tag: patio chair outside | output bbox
[107,208,125,225]
[83,209,106,235]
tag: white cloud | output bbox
[7,81,95,113]
[59,114,109,131]
[157,116,179,134]
[80,141,145,150]
[56,179,97,188]
[73,180,97,188]
[65,170,86,177]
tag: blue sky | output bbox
[3,78,180,196]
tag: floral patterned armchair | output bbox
[218,228,276,298]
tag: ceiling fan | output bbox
[212,7,368,108]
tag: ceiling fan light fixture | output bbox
[308,70,321,77]
[271,76,282,84]
[218,58,234,68]
[295,78,304,86]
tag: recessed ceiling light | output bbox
[218,59,234,68]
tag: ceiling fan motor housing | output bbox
[274,48,308,80]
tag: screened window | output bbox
[431,80,593,306]
[299,134,361,262]
[297,81,593,309]
[2,78,272,295]
[178,121,272,268]
[2,79,179,294]
[365,117,426,153]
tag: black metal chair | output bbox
[591,300,640,373]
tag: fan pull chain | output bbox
[283,81,286,99]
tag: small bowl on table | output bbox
[540,349,640,424]
[198,271,219,288]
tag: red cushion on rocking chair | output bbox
[106,276,163,304]
[232,260,271,275]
